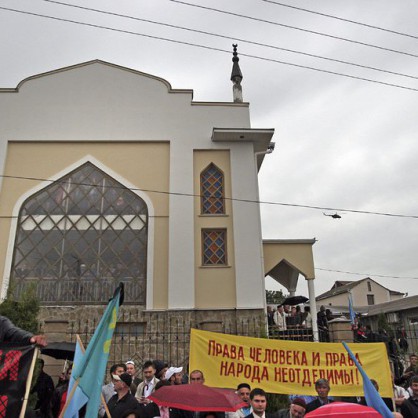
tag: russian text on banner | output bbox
[189,328,392,397]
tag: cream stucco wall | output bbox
[193,150,236,308]
[319,279,393,307]
[0,60,268,310]
[0,141,169,308]
[263,240,315,280]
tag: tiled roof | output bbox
[366,295,418,316]
[316,278,368,300]
[316,277,404,300]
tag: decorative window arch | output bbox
[10,162,148,305]
[200,163,225,214]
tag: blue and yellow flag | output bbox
[348,293,356,325]
[342,341,392,418]
[64,284,123,418]
[64,337,88,418]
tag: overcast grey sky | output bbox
[1,0,417,299]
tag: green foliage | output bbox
[0,284,40,334]
[266,289,286,305]
[377,313,394,338]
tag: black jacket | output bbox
[0,315,33,343]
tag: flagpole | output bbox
[59,376,81,418]
[76,335,113,418]
[59,335,113,418]
[19,346,40,418]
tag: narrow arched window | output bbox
[200,163,225,214]
[10,162,148,305]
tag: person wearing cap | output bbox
[106,372,141,418]
[126,360,141,394]
[135,360,160,403]
[165,366,183,385]
[275,398,306,418]
[99,363,126,418]
[305,379,333,413]
[227,383,251,418]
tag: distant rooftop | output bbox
[316,277,404,301]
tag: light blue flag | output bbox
[342,341,392,418]
[65,284,122,418]
[64,338,88,418]
[348,293,356,325]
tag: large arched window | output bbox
[10,162,148,305]
[200,163,225,214]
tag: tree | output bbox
[377,312,394,338]
[266,289,286,305]
[0,284,40,333]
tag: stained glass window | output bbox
[10,162,148,305]
[202,229,227,265]
[200,164,225,214]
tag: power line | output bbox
[315,267,418,280]
[36,0,418,81]
[261,0,418,40]
[1,6,418,92]
[1,174,418,220]
[169,0,418,59]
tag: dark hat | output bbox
[291,398,306,409]
[113,372,132,387]
[153,360,168,377]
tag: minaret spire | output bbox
[231,44,243,103]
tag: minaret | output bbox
[231,44,243,103]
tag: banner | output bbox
[189,329,392,397]
[0,343,36,418]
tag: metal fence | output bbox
[68,311,267,370]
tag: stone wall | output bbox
[39,305,266,377]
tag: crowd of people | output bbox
[267,304,332,341]
[27,356,416,418]
[267,304,313,332]
[2,314,418,418]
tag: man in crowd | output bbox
[51,365,72,418]
[395,353,418,388]
[99,363,126,417]
[31,359,54,418]
[106,373,141,418]
[404,354,418,379]
[305,379,333,413]
[273,305,287,332]
[275,398,306,418]
[392,373,410,413]
[126,360,141,394]
[316,306,328,342]
[245,388,275,418]
[267,306,275,328]
[400,375,418,418]
[165,366,184,385]
[154,359,169,380]
[0,315,47,346]
[189,369,205,385]
[228,383,251,418]
[135,360,159,402]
